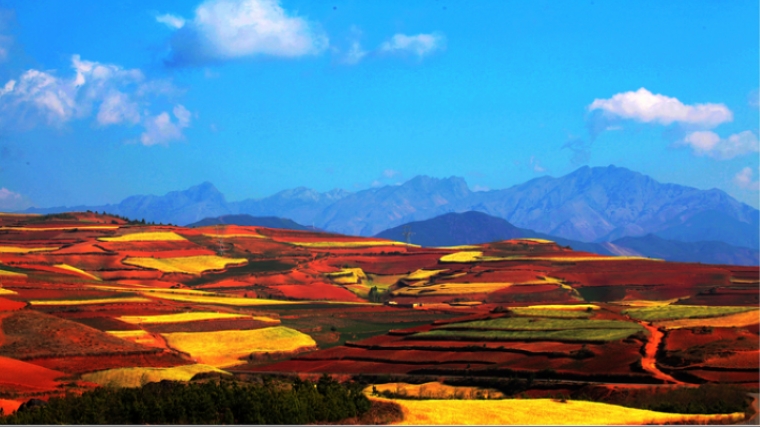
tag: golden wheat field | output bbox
[0,246,59,253]
[392,282,514,296]
[146,292,303,306]
[0,287,17,295]
[98,232,188,242]
[289,241,415,248]
[325,268,367,284]
[371,396,745,425]
[0,268,25,277]
[654,309,760,329]
[406,269,448,280]
[122,255,247,275]
[611,298,682,307]
[522,304,600,311]
[439,251,483,262]
[53,264,101,281]
[81,364,230,388]
[29,297,152,305]
[106,330,165,347]
[118,312,276,324]
[161,327,316,368]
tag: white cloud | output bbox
[383,169,400,179]
[734,167,760,191]
[0,55,188,145]
[380,33,445,58]
[96,91,141,125]
[140,104,192,146]
[680,130,759,160]
[156,13,186,29]
[341,41,366,65]
[166,0,328,66]
[0,188,32,211]
[588,88,732,128]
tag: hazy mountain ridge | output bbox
[374,211,758,266]
[21,166,759,255]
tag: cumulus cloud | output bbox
[734,167,760,191]
[165,0,328,66]
[679,130,759,160]
[156,13,186,29]
[588,88,732,128]
[140,104,192,146]
[0,187,32,211]
[0,55,188,145]
[380,33,445,58]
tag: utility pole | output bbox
[402,225,414,245]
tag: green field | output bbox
[440,317,641,331]
[412,328,643,343]
[509,308,592,318]
[622,305,756,322]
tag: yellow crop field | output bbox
[325,268,367,284]
[106,330,164,347]
[393,282,513,296]
[0,287,17,295]
[439,251,483,262]
[122,255,247,275]
[523,304,599,311]
[406,269,448,280]
[371,396,745,425]
[98,232,187,242]
[146,292,303,306]
[289,241,417,248]
[433,245,482,250]
[201,233,267,239]
[0,226,119,231]
[81,364,230,388]
[161,326,316,368]
[370,383,504,400]
[54,264,101,281]
[655,310,760,329]
[0,246,59,253]
[611,298,681,307]
[0,268,25,277]
[29,297,152,306]
[107,330,150,338]
[118,312,274,324]
[514,238,555,244]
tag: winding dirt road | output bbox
[639,322,686,386]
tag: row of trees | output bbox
[1,375,371,425]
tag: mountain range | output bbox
[22,165,759,256]
[374,211,759,266]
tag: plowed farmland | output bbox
[0,211,756,423]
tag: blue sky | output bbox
[0,0,757,209]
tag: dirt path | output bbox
[741,393,759,425]
[639,322,686,385]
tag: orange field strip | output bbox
[29,297,152,305]
[0,246,59,253]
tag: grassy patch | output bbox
[441,317,639,331]
[81,364,229,388]
[623,305,756,321]
[118,312,266,324]
[413,328,645,343]
[510,308,591,318]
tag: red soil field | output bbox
[351,254,445,274]
[701,350,759,369]
[270,283,363,301]
[10,288,124,300]
[685,369,759,384]
[52,242,109,254]
[0,356,65,393]
[118,249,217,259]
[0,399,22,415]
[553,262,731,288]
[95,270,165,280]
[664,328,759,352]
[0,298,26,311]
[29,351,192,374]
[194,278,253,289]
[485,284,578,304]
[242,358,484,375]
[58,315,143,332]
